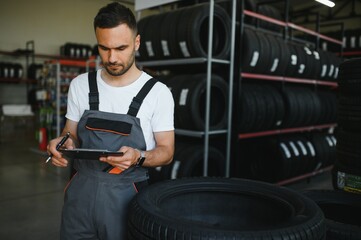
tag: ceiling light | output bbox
[315,0,335,7]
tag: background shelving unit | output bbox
[0,42,36,91]
[42,59,96,137]
[136,0,237,177]
[232,0,343,185]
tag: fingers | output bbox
[51,157,68,167]
[63,138,75,150]
[47,136,71,167]
[99,146,138,171]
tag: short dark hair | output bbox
[93,2,137,35]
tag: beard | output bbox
[103,53,135,77]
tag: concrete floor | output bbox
[0,119,334,240]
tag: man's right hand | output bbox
[47,135,75,167]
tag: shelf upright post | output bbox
[86,56,101,72]
[225,0,237,177]
[203,0,215,176]
[229,0,244,178]
[284,0,290,41]
[315,12,320,51]
[25,40,35,93]
[56,62,61,137]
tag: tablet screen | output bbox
[59,148,124,160]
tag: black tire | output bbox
[175,74,228,131]
[128,177,326,240]
[258,5,283,33]
[310,132,334,170]
[145,13,167,59]
[159,9,185,59]
[336,128,361,165]
[317,90,337,124]
[281,85,301,128]
[292,44,308,78]
[246,137,292,181]
[264,33,281,75]
[160,143,225,179]
[254,30,273,74]
[137,15,156,60]
[262,83,285,128]
[176,3,231,59]
[241,28,273,74]
[303,190,361,240]
[237,83,258,132]
[162,74,193,128]
[247,84,267,131]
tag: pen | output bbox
[45,132,70,163]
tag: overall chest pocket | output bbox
[85,117,132,136]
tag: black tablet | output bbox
[59,148,124,160]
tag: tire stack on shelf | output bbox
[136,3,231,60]
[137,2,231,182]
[137,1,341,184]
[333,58,361,194]
[156,141,225,181]
[0,62,24,80]
[160,74,228,131]
[237,83,337,132]
[241,26,342,81]
[320,28,361,53]
[60,42,93,59]
[238,131,336,183]
[237,83,284,132]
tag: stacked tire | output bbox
[303,190,361,240]
[241,27,342,81]
[153,141,225,181]
[60,42,93,58]
[237,83,337,132]
[128,177,326,240]
[238,83,284,132]
[333,58,361,194]
[137,3,231,60]
[161,73,228,131]
[320,29,361,53]
[239,131,336,182]
[0,62,24,79]
[217,0,283,33]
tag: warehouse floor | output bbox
[0,119,334,240]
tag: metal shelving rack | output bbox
[136,0,237,177]
[43,59,97,137]
[233,0,343,185]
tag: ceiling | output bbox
[117,0,361,23]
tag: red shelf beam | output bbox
[243,10,343,46]
[239,123,337,139]
[46,59,97,68]
[340,51,361,56]
[276,165,333,186]
[241,72,338,87]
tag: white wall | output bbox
[0,0,136,55]
[0,0,134,105]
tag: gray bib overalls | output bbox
[60,71,157,240]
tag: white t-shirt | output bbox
[65,69,174,150]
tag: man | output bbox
[47,2,174,239]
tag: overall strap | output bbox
[127,78,157,117]
[88,71,99,111]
